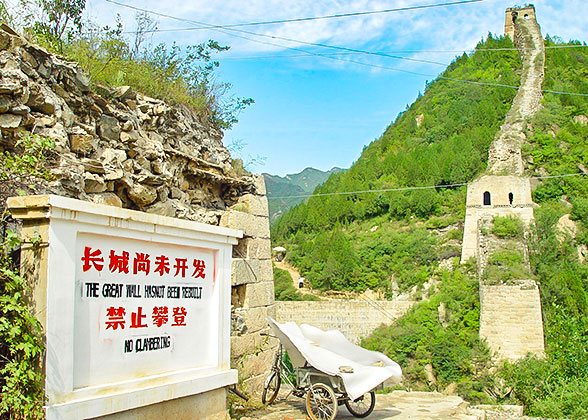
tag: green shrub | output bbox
[362,267,492,401]
[483,245,531,283]
[445,227,464,241]
[501,357,588,420]
[491,216,523,238]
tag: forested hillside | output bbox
[272,34,588,419]
[273,34,522,293]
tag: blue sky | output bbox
[83,0,588,176]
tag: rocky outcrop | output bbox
[0,24,258,224]
[0,24,276,397]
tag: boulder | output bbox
[0,113,22,129]
[84,172,106,193]
[573,115,588,126]
[113,86,137,101]
[128,183,157,207]
[100,148,127,167]
[69,128,96,155]
[98,114,121,141]
[91,192,123,207]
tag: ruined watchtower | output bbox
[505,4,537,40]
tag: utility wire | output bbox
[268,173,586,200]
[103,0,588,97]
[216,44,588,61]
[119,0,486,32]
[102,0,449,67]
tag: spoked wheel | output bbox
[261,371,281,404]
[344,391,376,418]
[305,383,337,420]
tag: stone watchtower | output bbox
[504,5,537,40]
[461,5,545,361]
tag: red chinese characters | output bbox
[133,253,151,275]
[173,258,188,277]
[130,306,148,328]
[109,250,129,274]
[152,306,169,327]
[192,259,206,278]
[172,307,187,326]
[81,246,104,272]
[81,245,207,280]
[105,306,125,330]
[105,306,187,330]
[154,255,170,276]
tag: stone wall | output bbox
[479,282,545,360]
[461,175,535,263]
[222,184,278,394]
[491,6,544,176]
[275,299,414,344]
[0,24,275,412]
[461,7,546,361]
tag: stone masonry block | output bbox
[233,194,269,217]
[232,258,261,286]
[244,282,274,309]
[252,174,266,195]
[220,210,270,239]
[242,373,266,398]
[239,346,276,380]
[259,259,273,282]
[231,333,256,359]
[231,332,277,360]
[242,305,276,333]
[235,237,271,260]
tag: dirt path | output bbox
[487,17,545,175]
[238,391,539,420]
[274,259,317,296]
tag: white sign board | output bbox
[8,195,241,420]
[74,233,218,388]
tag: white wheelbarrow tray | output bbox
[266,317,402,401]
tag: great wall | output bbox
[462,5,545,360]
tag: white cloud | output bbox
[85,0,588,73]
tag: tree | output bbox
[32,0,86,51]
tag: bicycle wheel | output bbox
[344,391,375,418]
[261,371,281,404]
[305,383,337,420]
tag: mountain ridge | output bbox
[264,166,343,222]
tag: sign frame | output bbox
[8,195,241,420]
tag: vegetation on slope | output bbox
[362,264,494,403]
[364,38,588,419]
[6,0,252,129]
[273,34,522,293]
[500,37,588,419]
[273,266,318,301]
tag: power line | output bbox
[103,0,588,97]
[105,0,450,67]
[268,173,587,200]
[119,0,486,32]
[215,44,588,61]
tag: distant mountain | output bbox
[264,167,343,223]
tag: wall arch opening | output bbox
[509,192,514,205]
[483,191,491,206]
